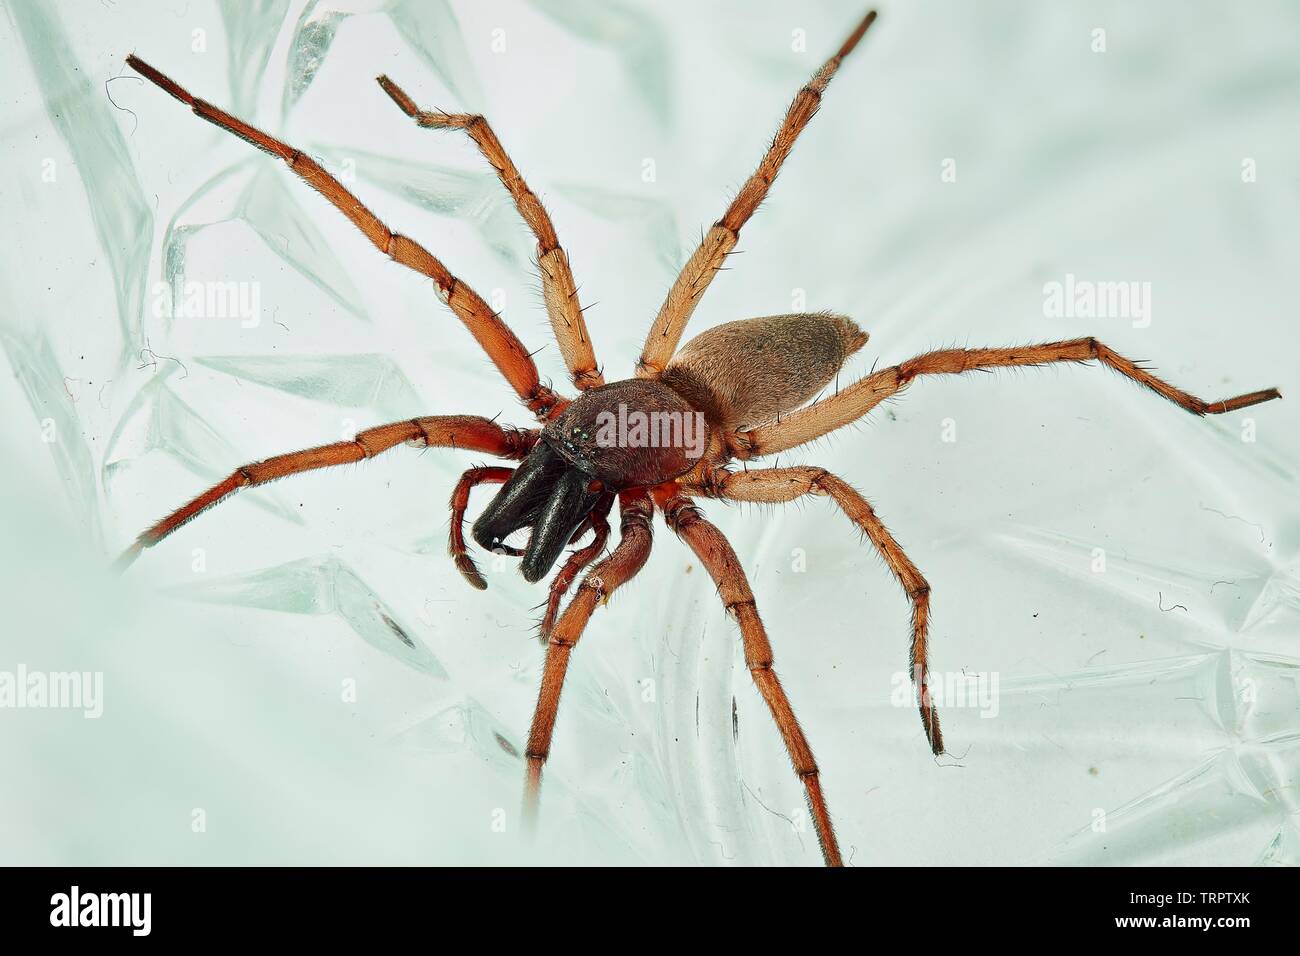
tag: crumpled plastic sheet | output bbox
[1,0,1297,865]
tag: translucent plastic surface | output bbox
[2,0,1297,866]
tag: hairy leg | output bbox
[448,466,518,589]
[126,56,563,418]
[687,466,942,754]
[659,490,843,866]
[738,337,1283,457]
[636,10,878,377]
[117,416,535,570]
[538,494,614,642]
[524,492,654,815]
[377,77,603,392]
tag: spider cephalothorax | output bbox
[544,379,711,487]
[473,379,711,581]
[118,9,1281,867]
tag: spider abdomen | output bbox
[661,312,867,429]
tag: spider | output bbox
[117,10,1281,867]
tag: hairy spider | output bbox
[118,10,1281,866]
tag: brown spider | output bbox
[118,10,1281,867]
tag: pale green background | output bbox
[1,0,1298,865]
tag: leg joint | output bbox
[805,468,834,494]
[663,497,703,531]
[525,384,562,420]
[696,466,731,497]
[499,425,537,460]
[572,367,605,390]
[435,276,456,305]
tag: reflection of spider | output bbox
[118,10,1281,866]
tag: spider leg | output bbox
[658,489,844,867]
[117,416,536,570]
[125,56,564,420]
[524,491,653,817]
[636,9,878,377]
[688,467,943,755]
[448,466,518,589]
[737,338,1284,458]
[377,78,603,395]
[538,493,614,642]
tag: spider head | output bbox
[472,380,709,582]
